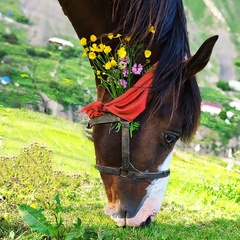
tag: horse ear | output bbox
[184,35,218,80]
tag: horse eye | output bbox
[164,134,178,145]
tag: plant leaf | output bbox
[18,204,57,237]
[65,230,83,240]
[55,194,63,213]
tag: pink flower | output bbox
[120,56,130,63]
[123,68,129,77]
[132,63,143,75]
[119,79,127,88]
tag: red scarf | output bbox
[79,64,156,122]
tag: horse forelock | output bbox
[112,0,199,142]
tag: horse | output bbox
[57,0,218,227]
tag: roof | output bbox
[201,101,222,109]
[201,101,222,115]
[0,76,11,84]
[48,37,74,47]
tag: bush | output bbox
[0,50,7,59]
[217,80,230,91]
[60,46,80,58]
[234,58,240,68]
[26,48,50,58]
[16,15,29,24]
[0,64,12,76]
[2,33,19,44]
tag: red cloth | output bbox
[79,65,156,122]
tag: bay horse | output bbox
[57,0,218,227]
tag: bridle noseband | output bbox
[87,114,170,180]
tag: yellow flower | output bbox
[96,70,101,75]
[124,36,131,42]
[20,73,29,78]
[149,25,155,34]
[114,33,121,38]
[90,43,98,52]
[118,47,127,58]
[104,61,112,70]
[3,213,9,221]
[111,59,117,67]
[98,43,105,52]
[30,203,37,209]
[90,34,97,42]
[104,46,112,54]
[107,33,114,40]
[89,52,96,60]
[64,78,72,84]
[82,47,89,56]
[80,37,87,46]
[144,50,152,58]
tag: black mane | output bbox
[113,0,201,142]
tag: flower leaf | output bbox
[18,204,57,237]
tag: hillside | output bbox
[0,0,239,158]
[0,107,239,239]
[183,0,240,85]
[0,106,95,173]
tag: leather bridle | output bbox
[87,114,170,180]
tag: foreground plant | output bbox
[18,194,98,240]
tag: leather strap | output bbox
[87,114,171,180]
[95,164,170,180]
[88,115,121,128]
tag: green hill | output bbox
[0,106,95,173]
[0,107,239,239]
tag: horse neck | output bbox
[64,0,115,39]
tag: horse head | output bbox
[58,0,218,227]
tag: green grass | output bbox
[0,107,239,239]
[200,87,232,105]
[0,106,95,173]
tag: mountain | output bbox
[19,0,240,84]
[19,0,78,45]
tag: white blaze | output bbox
[109,151,173,227]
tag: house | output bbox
[229,80,240,91]
[229,101,240,111]
[0,76,11,85]
[201,101,222,115]
[48,37,74,48]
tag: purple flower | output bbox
[119,79,127,89]
[132,63,143,75]
[123,68,129,77]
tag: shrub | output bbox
[26,48,50,58]
[60,46,80,58]
[16,15,29,24]
[2,33,19,44]
[234,58,240,68]
[217,80,230,91]
[0,50,7,59]
[0,64,12,76]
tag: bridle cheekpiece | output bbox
[87,114,170,180]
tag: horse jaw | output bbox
[105,151,173,227]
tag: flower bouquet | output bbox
[79,33,154,136]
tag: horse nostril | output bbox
[140,216,152,227]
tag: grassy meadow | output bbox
[0,106,239,239]
[0,0,240,239]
